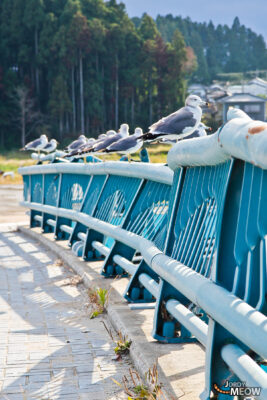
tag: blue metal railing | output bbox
[19,116,267,399]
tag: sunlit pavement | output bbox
[0,227,129,400]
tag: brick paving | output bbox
[0,227,130,400]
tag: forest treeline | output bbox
[153,15,267,83]
[0,0,266,149]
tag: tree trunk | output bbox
[59,114,63,141]
[34,27,40,95]
[95,52,99,75]
[0,131,4,149]
[124,98,127,123]
[86,114,89,135]
[71,66,76,132]
[66,112,70,133]
[149,77,153,126]
[115,53,119,130]
[21,110,26,148]
[131,89,135,127]
[101,64,105,131]
[79,49,85,133]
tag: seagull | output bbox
[42,139,59,153]
[20,134,48,154]
[142,95,208,142]
[71,138,97,162]
[2,171,15,179]
[92,128,124,153]
[183,122,212,139]
[105,127,143,162]
[71,131,116,159]
[65,134,87,153]
[77,126,128,158]
[160,122,211,145]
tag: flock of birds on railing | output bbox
[21,95,211,162]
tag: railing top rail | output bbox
[168,112,267,170]
[18,161,173,186]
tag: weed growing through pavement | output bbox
[101,321,132,360]
[112,363,168,399]
[88,287,109,319]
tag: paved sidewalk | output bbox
[0,228,130,400]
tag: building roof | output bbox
[247,77,267,87]
[218,93,267,103]
[188,83,206,89]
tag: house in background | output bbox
[228,77,267,97]
[218,93,267,122]
[187,84,206,98]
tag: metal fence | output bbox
[19,117,267,399]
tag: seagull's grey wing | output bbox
[184,129,200,139]
[186,127,207,139]
[69,138,85,150]
[149,107,196,135]
[24,140,35,149]
[108,136,137,152]
[29,138,42,148]
[93,134,120,151]
[43,142,51,150]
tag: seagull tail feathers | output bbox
[140,132,159,142]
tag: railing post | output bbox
[69,175,108,247]
[101,179,145,277]
[54,173,63,239]
[124,172,182,303]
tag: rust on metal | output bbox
[248,125,267,134]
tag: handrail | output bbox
[168,113,267,169]
[18,161,173,186]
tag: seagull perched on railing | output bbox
[160,122,212,145]
[20,134,48,153]
[70,131,116,159]
[42,139,59,153]
[105,127,143,162]
[67,138,96,159]
[142,95,209,142]
[92,125,129,154]
[76,125,129,158]
[65,134,87,153]
[183,122,212,139]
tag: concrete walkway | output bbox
[0,227,130,400]
[19,227,206,400]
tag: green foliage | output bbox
[88,286,109,318]
[112,363,167,400]
[0,0,189,148]
[97,287,108,308]
[114,331,132,355]
[1,1,266,149]
[154,14,267,83]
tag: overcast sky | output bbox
[120,0,267,41]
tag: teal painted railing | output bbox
[19,114,267,399]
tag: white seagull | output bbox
[92,126,128,153]
[105,127,143,161]
[65,134,87,153]
[77,126,128,157]
[42,139,59,153]
[142,95,208,142]
[160,122,211,145]
[183,122,212,139]
[21,134,48,153]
